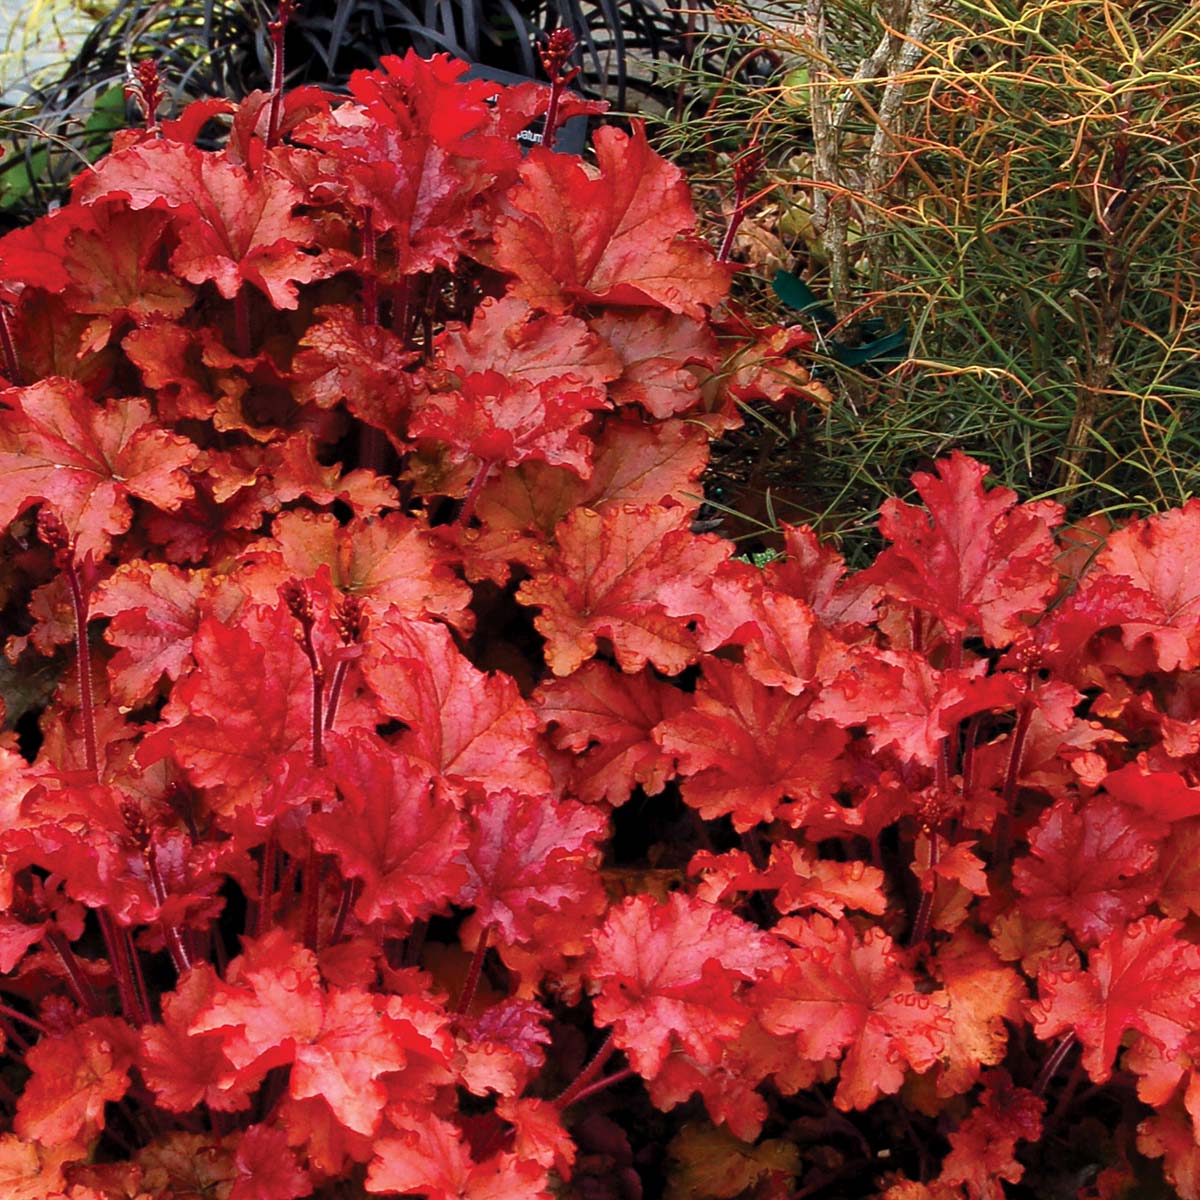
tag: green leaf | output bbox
[772,269,836,325]
[832,325,909,367]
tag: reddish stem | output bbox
[283,581,325,767]
[910,607,924,655]
[0,303,19,383]
[147,844,192,974]
[909,829,938,949]
[361,206,378,325]
[329,878,359,946]
[539,29,579,149]
[309,667,325,769]
[717,206,748,263]
[1034,1031,1077,1096]
[61,555,100,781]
[265,1,294,149]
[994,695,1034,867]
[543,78,566,149]
[323,658,349,732]
[391,278,411,340]
[255,824,279,937]
[0,1002,48,1038]
[126,924,152,1023]
[554,1031,617,1110]
[558,1066,636,1110]
[454,922,496,1014]
[47,930,101,1015]
[98,910,143,1025]
[457,460,494,527]
[302,846,322,952]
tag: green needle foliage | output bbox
[656,0,1200,556]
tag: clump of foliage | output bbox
[657,0,1200,549]
[0,0,725,230]
[3,31,1200,1200]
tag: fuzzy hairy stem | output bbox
[555,1031,618,1110]
[454,922,496,1014]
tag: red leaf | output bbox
[812,648,1019,767]
[588,309,719,418]
[75,141,329,308]
[188,929,323,1085]
[0,210,74,298]
[517,503,731,676]
[932,931,1027,1097]
[459,789,606,946]
[456,1000,552,1078]
[91,562,246,707]
[411,368,607,477]
[1013,795,1162,944]
[137,604,334,819]
[466,415,711,583]
[533,661,688,805]
[494,124,731,317]
[291,304,419,437]
[862,452,1063,646]
[368,1107,550,1199]
[264,434,399,517]
[15,1018,136,1147]
[53,203,194,354]
[759,914,950,1111]
[588,892,785,1078]
[710,841,888,919]
[937,1070,1044,1199]
[0,378,196,558]
[0,1134,74,1199]
[230,1124,310,1200]
[239,507,472,632]
[654,657,847,831]
[140,963,255,1113]
[766,524,881,634]
[364,613,552,797]
[308,732,469,926]
[290,987,418,1137]
[440,294,620,396]
[300,53,520,276]
[1104,760,1200,822]
[1030,916,1200,1083]
[1138,1101,1200,1200]
[1091,499,1200,671]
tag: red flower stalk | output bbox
[718,141,765,262]
[38,509,100,780]
[539,28,581,149]
[324,592,367,732]
[265,0,297,149]
[124,59,163,134]
[281,578,325,768]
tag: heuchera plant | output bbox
[0,28,1198,1200]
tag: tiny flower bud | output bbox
[335,593,368,645]
[539,29,580,86]
[36,508,71,555]
[280,578,314,626]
